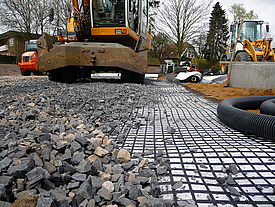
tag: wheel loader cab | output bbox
[239,21,262,42]
[230,21,263,53]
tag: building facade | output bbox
[0,31,40,62]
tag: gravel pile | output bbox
[0,77,173,207]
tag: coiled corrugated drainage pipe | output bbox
[260,98,275,116]
[217,96,275,139]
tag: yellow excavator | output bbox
[221,20,275,73]
[37,0,151,83]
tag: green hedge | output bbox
[0,55,16,64]
[148,58,160,65]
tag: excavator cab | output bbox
[58,0,150,48]
[93,0,125,25]
[91,0,148,34]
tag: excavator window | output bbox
[142,0,148,26]
[129,0,139,32]
[93,0,125,25]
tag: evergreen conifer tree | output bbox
[204,2,229,63]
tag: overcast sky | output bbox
[1,1,275,42]
[216,0,275,39]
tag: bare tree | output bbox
[32,0,53,34]
[148,0,160,34]
[192,31,207,59]
[0,0,71,36]
[149,32,172,59]
[49,0,72,35]
[0,0,34,35]
[156,0,212,62]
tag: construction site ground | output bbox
[159,74,275,101]
[159,74,275,114]
[1,64,274,101]
[122,77,275,207]
[0,69,275,206]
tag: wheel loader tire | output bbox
[234,52,251,62]
[190,76,199,83]
[21,71,31,76]
[221,56,228,74]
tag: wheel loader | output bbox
[37,0,151,83]
[221,20,275,73]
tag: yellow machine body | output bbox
[37,0,152,83]
[221,20,275,73]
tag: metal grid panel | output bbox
[113,82,275,207]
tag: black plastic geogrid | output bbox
[113,81,275,207]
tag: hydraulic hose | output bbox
[260,98,275,116]
[217,96,275,140]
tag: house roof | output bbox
[0,31,41,44]
[160,43,177,59]
[159,58,167,64]
[160,42,195,59]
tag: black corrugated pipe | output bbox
[260,98,275,116]
[217,96,275,140]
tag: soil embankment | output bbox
[183,82,275,101]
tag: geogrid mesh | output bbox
[113,81,275,207]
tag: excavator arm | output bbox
[71,0,91,40]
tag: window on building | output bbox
[9,38,14,47]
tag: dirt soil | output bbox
[0,64,22,76]
[159,74,275,101]
[183,81,275,101]
[159,74,275,113]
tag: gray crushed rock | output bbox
[0,77,173,206]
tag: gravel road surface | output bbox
[0,76,274,207]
